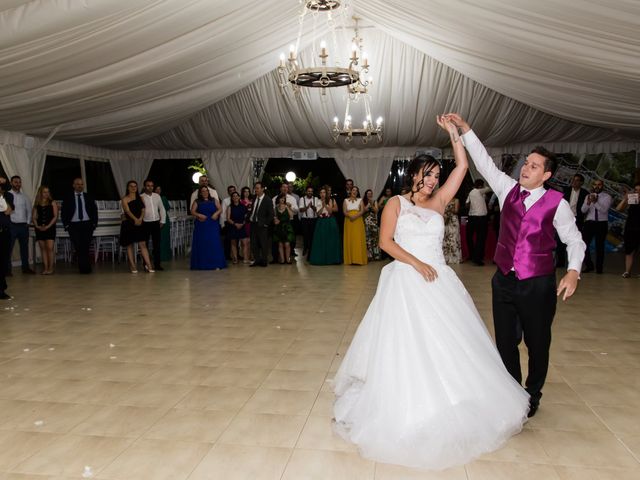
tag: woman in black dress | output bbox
[120,180,153,273]
[226,191,248,264]
[32,186,58,275]
[617,182,640,278]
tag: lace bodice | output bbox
[394,195,445,265]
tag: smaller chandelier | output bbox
[331,108,383,145]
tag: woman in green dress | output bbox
[155,185,172,262]
[309,186,341,265]
[273,193,295,264]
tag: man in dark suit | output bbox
[556,174,589,267]
[249,181,274,267]
[61,177,98,274]
[0,176,14,298]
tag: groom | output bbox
[447,114,585,417]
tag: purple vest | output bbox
[494,184,563,280]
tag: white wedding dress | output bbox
[333,195,529,470]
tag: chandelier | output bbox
[330,21,383,144]
[277,1,366,95]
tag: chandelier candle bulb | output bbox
[279,53,286,68]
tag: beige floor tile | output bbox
[534,430,638,467]
[261,369,326,391]
[174,386,254,412]
[282,448,375,480]
[187,444,291,480]
[241,388,317,415]
[143,408,235,443]
[218,413,306,448]
[618,434,640,459]
[539,382,583,405]
[572,383,640,407]
[69,406,167,438]
[374,463,467,479]
[10,434,133,477]
[198,367,271,388]
[479,429,551,464]
[309,391,335,418]
[466,460,560,479]
[0,401,101,434]
[97,438,211,480]
[275,353,335,372]
[592,405,640,435]
[296,416,357,452]
[114,382,192,408]
[0,431,62,471]
[525,404,607,432]
[554,466,640,479]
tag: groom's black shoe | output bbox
[527,403,539,418]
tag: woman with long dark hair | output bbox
[309,186,341,265]
[32,186,58,274]
[120,180,154,273]
[226,191,249,264]
[362,189,381,261]
[273,193,295,264]
[342,186,367,265]
[190,185,226,270]
[333,116,529,469]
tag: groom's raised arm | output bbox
[445,114,516,206]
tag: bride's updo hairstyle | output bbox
[406,154,441,205]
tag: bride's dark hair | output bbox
[406,154,441,205]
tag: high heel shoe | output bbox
[144,265,155,273]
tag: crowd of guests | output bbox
[0,167,638,299]
[187,176,392,269]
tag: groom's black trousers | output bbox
[491,270,556,406]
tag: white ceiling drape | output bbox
[0,0,638,151]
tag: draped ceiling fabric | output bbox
[0,0,639,160]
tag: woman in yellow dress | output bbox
[343,186,368,265]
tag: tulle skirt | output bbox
[333,260,529,470]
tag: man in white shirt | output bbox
[189,175,219,210]
[8,176,35,274]
[465,179,492,266]
[298,186,321,257]
[581,179,612,274]
[141,179,167,271]
[448,113,584,418]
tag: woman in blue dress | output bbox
[190,186,226,270]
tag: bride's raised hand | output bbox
[436,115,459,143]
[413,260,438,282]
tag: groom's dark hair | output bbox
[531,146,557,175]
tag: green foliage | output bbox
[188,159,207,176]
[262,172,321,196]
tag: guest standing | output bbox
[32,186,58,274]
[273,194,295,264]
[617,183,640,278]
[343,186,368,265]
[226,191,249,264]
[556,174,589,267]
[249,182,274,267]
[465,179,492,265]
[240,186,253,243]
[309,186,341,265]
[299,186,320,258]
[154,185,172,262]
[8,176,35,274]
[581,179,612,274]
[0,178,14,298]
[141,179,167,271]
[61,178,98,274]
[190,185,226,270]
[362,189,381,260]
[120,181,154,273]
[443,197,462,264]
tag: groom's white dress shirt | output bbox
[461,130,585,273]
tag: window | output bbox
[147,158,200,201]
[85,160,119,200]
[41,155,81,200]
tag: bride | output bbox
[332,116,529,470]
